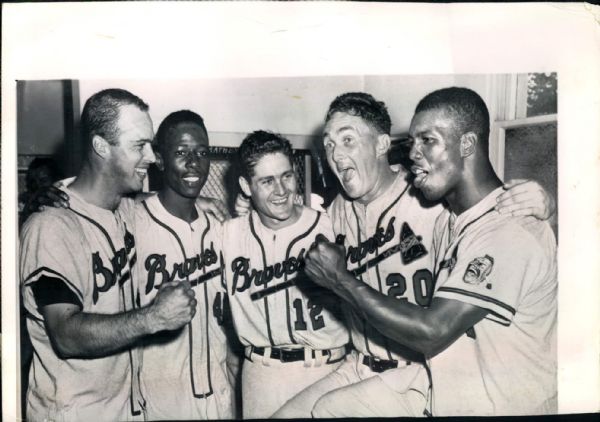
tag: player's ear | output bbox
[239,175,252,197]
[92,135,110,158]
[460,132,477,157]
[375,133,391,158]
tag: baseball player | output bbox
[37,110,237,420]
[132,110,235,420]
[268,92,555,418]
[222,130,350,419]
[20,89,197,422]
[300,87,557,416]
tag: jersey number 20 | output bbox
[386,269,433,307]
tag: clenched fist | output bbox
[149,281,197,332]
[305,234,347,292]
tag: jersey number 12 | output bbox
[293,298,325,331]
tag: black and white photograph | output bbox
[2,2,599,421]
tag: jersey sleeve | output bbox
[434,222,547,325]
[20,211,89,319]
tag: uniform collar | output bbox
[250,206,310,235]
[450,186,503,239]
[145,193,207,229]
[63,184,117,219]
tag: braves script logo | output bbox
[230,248,306,295]
[92,230,135,304]
[346,217,396,264]
[343,217,427,266]
[144,242,218,293]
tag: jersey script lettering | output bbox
[346,217,396,264]
[92,229,135,304]
[144,242,218,293]
[230,248,306,294]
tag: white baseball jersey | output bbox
[20,186,143,422]
[328,172,444,367]
[131,194,233,420]
[222,206,349,349]
[429,186,557,416]
[222,206,349,418]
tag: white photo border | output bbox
[3,2,600,418]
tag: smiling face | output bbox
[240,151,299,229]
[408,108,464,202]
[323,112,386,203]
[108,104,156,194]
[158,122,210,199]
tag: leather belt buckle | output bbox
[249,346,348,364]
[276,347,303,363]
[362,355,399,373]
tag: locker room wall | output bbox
[16,75,497,208]
[78,75,492,149]
[15,75,494,161]
[16,80,81,195]
[16,75,496,208]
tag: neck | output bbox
[158,189,198,223]
[357,162,400,205]
[257,204,302,231]
[446,163,502,215]
[69,164,122,211]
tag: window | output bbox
[490,73,558,237]
[526,72,557,117]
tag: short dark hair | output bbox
[155,110,208,154]
[81,88,149,148]
[25,157,63,192]
[238,130,294,179]
[325,92,392,135]
[415,87,490,148]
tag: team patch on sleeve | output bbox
[463,255,494,286]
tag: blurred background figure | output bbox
[18,157,64,227]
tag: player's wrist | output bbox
[337,270,359,290]
[335,271,364,304]
[138,305,160,335]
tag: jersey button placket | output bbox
[361,205,373,285]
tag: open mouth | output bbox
[135,168,148,179]
[411,166,429,189]
[337,166,356,183]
